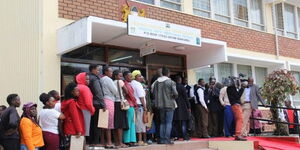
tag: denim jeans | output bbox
[20,144,39,150]
[172,120,188,140]
[159,109,174,143]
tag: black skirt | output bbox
[114,102,129,129]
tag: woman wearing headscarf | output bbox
[75,72,95,137]
[19,102,44,150]
[39,93,65,150]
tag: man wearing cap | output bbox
[153,67,178,144]
[131,70,148,146]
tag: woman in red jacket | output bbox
[75,72,95,136]
[61,82,85,137]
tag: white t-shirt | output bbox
[114,80,125,102]
[39,109,61,134]
[131,80,145,105]
[54,102,61,112]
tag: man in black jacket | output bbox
[0,94,21,150]
[227,77,246,141]
[88,64,105,146]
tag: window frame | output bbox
[160,0,183,11]
[192,0,212,18]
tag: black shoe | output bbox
[234,136,247,141]
[202,135,210,138]
[158,141,166,144]
[166,141,174,145]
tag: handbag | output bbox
[143,111,148,124]
[117,80,130,110]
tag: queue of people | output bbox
[0,64,271,150]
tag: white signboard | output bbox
[128,15,201,47]
[140,41,156,57]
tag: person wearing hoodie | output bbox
[61,82,85,138]
[153,67,178,144]
[0,94,21,150]
[131,70,148,146]
[75,72,95,137]
[101,66,118,149]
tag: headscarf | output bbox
[22,102,38,125]
[132,70,141,80]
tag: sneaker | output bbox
[138,141,145,146]
[234,136,247,141]
[166,141,174,145]
[147,140,153,145]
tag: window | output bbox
[193,0,211,18]
[233,0,248,27]
[292,72,300,107]
[218,63,233,83]
[274,3,284,35]
[62,45,105,62]
[214,0,230,22]
[196,65,214,83]
[108,48,143,65]
[237,64,252,78]
[161,0,182,11]
[255,67,267,87]
[284,4,297,38]
[136,0,155,4]
[251,0,264,31]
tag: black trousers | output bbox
[88,109,101,144]
[2,139,20,150]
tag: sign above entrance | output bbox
[128,15,201,47]
[140,41,156,57]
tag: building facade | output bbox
[1,0,300,107]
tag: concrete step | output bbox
[87,141,209,150]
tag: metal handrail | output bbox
[250,104,300,137]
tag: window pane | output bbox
[255,67,267,87]
[62,45,105,62]
[284,4,296,33]
[218,63,233,83]
[235,19,248,26]
[193,9,210,18]
[234,0,248,21]
[215,15,230,23]
[214,0,229,16]
[136,0,154,4]
[275,3,284,29]
[146,54,184,67]
[237,64,252,78]
[161,0,181,11]
[196,65,214,83]
[292,72,300,103]
[193,0,210,11]
[251,0,263,25]
[108,49,143,65]
[252,24,265,31]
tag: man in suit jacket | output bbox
[242,77,265,137]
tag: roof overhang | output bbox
[57,16,227,69]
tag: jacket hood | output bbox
[61,99,73,112]
[76,72,87,85]
[157,76,170,82]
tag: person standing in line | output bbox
[219,78,235,137]
[123,71,138,146]
[153,67,178,144]
[207,77,223,137]
[0,94,21,150]
[0,105,6,150]
[241,77,265,137]
[39,93,65,150]
[75,72,95,138]
[113,70,129,148]
[88,64,105,146]
[194,79,210,138]
[227,77,246,141]
[284,100,299,134]
[131,70,148,146]
[61,83,85,140]
[48,90,62,112]
[101,66,119,149]
[172,76,191,141]
[19,102,44,150]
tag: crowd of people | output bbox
[0,64,287,150]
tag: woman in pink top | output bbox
[76,72,95,136]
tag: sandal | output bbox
[105,145,117,149]
[121,144,129,148]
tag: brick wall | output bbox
[58,0,300,59]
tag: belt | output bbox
[244,101,251,103]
